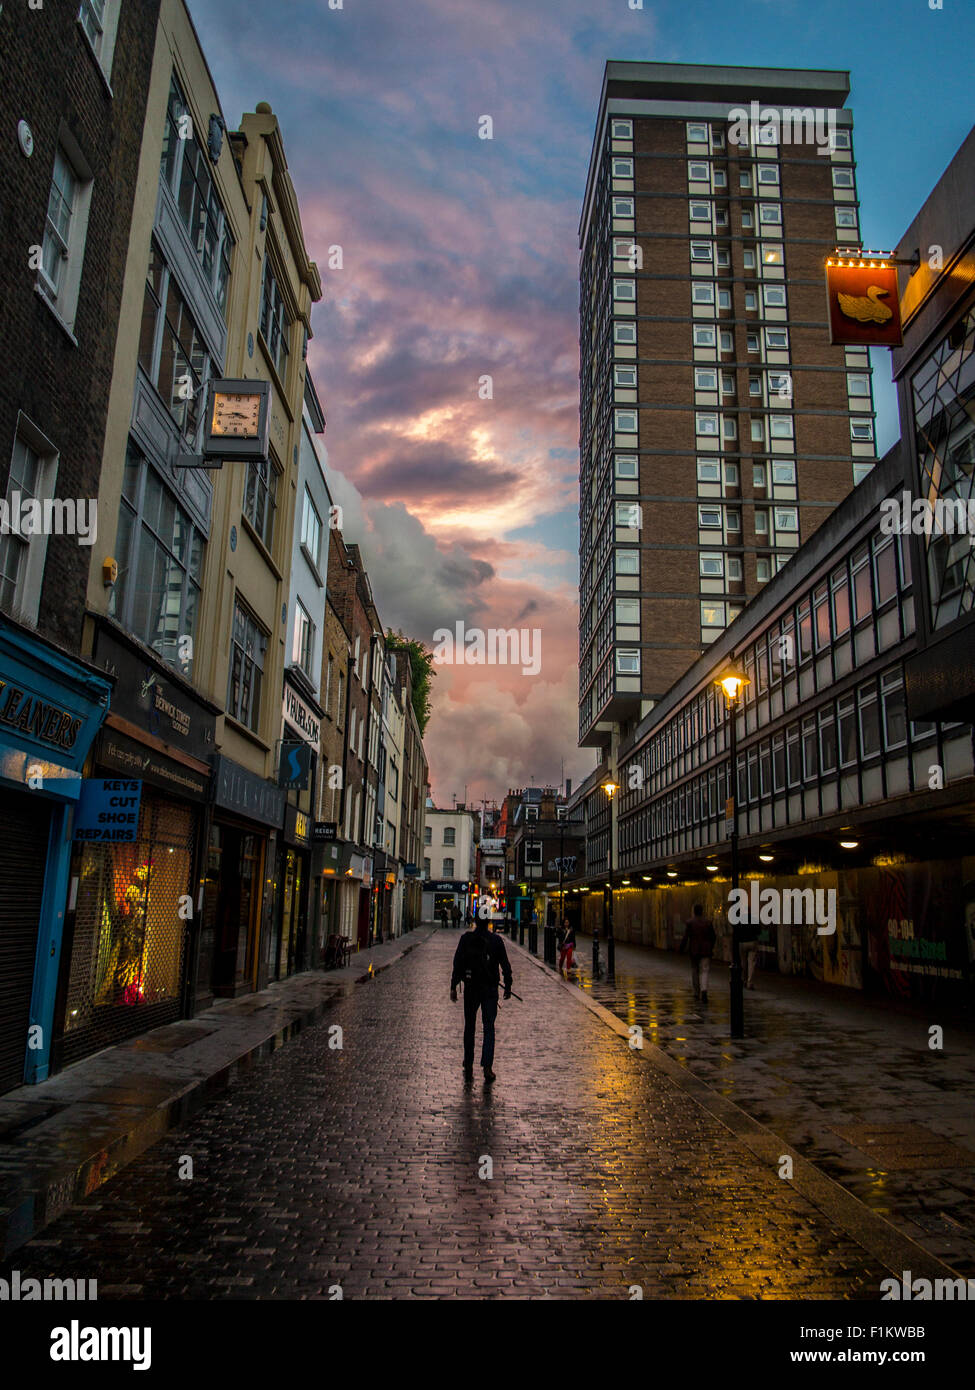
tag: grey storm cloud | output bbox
[356,451,519,501]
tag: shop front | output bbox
[272,803,311,980]
[203,754,284,1002]
[55,624,216,1069]
[0,616,111,1094]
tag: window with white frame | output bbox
[747,332,760,352]
[765,328,789,350]
[762,245,784,266]
[700,553,724,577]
[726,509,741,531]
[770,371,794,401]
[712,168,727,188]
[686,123,708,143]
[770,415,794,439]
[740,169,753,189]
[755,509,769,534]
[832,167,855,188]
[690,241,713,261]
[616,502,641,528]
[719,330,734,352]
[764,285,787,308]
[759,203,782,225]
[847,373,871,396]
[716,247,731,268]
[693,325,716,347]
[727,555,743,580]
[696,412,719,436]
[613,237,637,260]
[695,367,718,391]
[293,599,314,675]
[751,418,765,442]
[692,283,715,305]
[724,461,739,485]
[0,426,58,625]
[613,279,636,300]
[757,557,771,582]
[749,376,762,397]
[38,137,93,332]
[689,201,711,221]
[831,129,852,150]
[613,197,635,217]
[743,248,756,269]
[744,291,758,311]
[851,419,874,441]
[615,409,638,433]
[723,416,737,440]
[78,0,121,77]
[688,161,710,182]
[836,207,858,228]
[611,119,633,139]
[696,459,721,482]
[301,487,322,569]
[616,549,639,575]
[614,365,637,387]
[612,157,633,178]
[753,462,767,488]
[717,288,732,310]
[616,598,640,625]
[772,460,796,485]
[699,506,722,528]
[613,322,637,344]
[614,454,638,478]
[721,373,735,395]
[701,601,726,628]
[757,165,780,185]
[616,649,640,674]
[774,507,798,531]
[741,210,754,229]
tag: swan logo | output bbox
[825,260,902,347]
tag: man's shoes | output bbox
[700,991,708,1004]
[483,1068,496,1083]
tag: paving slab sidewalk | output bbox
[513,930,975,1277]
[0,927,437,1259]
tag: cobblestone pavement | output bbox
[562,932,975,1276]
[0,932,903,1299]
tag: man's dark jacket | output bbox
[451,924,513,992]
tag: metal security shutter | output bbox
[0,789,51,1095]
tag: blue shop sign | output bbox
[74,778,143,843]
[0,617,111,797]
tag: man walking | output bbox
[679,903,716,1004]
[451,900,461,930]
[450,916,513,1083]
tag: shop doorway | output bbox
[0,789,51,1094]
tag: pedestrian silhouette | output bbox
[680,903,716,1004]
[450,918,512,1083]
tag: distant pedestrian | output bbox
[680,903,716,1004]
[558,918,576,973]
[451,901,461,929]
[439,903,449,930]
[739,917,761,988]
[451,919,513,1083]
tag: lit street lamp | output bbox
[714,668,750,1039]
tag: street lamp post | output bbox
[715,669,750,1040]
[602,779,619,978]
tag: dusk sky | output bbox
[192,0,974,809]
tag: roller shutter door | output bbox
[0,789,50,1095]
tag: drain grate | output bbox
[830,1123,975,1171]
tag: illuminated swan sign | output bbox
[825,257,903,347]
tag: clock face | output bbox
[211,392,262,439]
